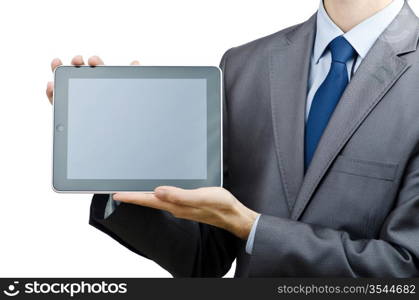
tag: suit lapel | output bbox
[269,15,316,212]
[291,3,419,220]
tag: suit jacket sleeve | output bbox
[89,50,240,278]
[250,145,419,277]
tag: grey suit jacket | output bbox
[89,2,419,277]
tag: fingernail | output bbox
[112,193,121,201]
[154,187,167,198]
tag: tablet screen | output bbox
[67,78,207,180]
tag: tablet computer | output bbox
[52,66,222,192]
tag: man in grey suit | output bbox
[47,0,419,277]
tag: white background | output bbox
[0,0,417,277]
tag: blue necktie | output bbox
[304,35,356,170]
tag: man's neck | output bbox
[323,0,394,32]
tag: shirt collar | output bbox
[313,0,404,63]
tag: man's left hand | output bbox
[113,187,260,240]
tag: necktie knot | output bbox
[328,36,356,63]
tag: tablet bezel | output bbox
[52,65,222,192]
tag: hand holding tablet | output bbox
[48,58,258,241]
[52,65,222,192]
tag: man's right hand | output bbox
[45,55,140,104]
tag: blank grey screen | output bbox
[67,78,207,179]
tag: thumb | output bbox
[154,186,202,206]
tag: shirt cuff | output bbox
[104,194,121,219]
[245,214,261,254]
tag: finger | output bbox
[113,192,173,211]
[130,60,140,65]
[154,186,205,206]
[88,55,104,66]
[46,81,54,104]
[51,58,63,72]
[71,55,85,66]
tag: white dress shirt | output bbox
[245,0,404,254]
